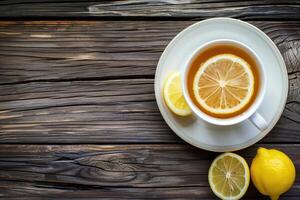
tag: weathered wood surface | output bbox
[0,21,299,143]
[0,79,299,144]
[0,0,300,20]
[0,144,299,199]
[0,0,300,197]
[0,21,300,84]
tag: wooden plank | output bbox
[1,184,299,200]
[0,144,299,199]
[0,79,173,143]
[0,21,299,84]
[0,0,300,20]
[0,21,299,143]
[0,79,299,143]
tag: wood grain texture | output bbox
[0,0,300,20]
[0,1,299,199]
[0,20,299,143]
[0,79,299,144]
[0,21,299,83]
[0,144,299,199]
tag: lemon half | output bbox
[209,153,250,200]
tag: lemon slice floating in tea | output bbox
[193,54,254,116]
[163,72,191,116]
[209,153,250,200]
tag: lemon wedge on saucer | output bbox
[163,72,191,116]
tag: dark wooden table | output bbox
[0,1,299,199]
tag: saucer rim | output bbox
[154,17,289,152]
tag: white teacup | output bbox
[182,39,268,130]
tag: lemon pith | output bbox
[251,147,296,200]
[163,72,191,116]
[209,153,250,200]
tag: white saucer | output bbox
[154,18,288,152]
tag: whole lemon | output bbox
[251,147,296,200]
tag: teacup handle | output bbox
[250,112,268,130]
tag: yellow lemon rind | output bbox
[250,147,296,200]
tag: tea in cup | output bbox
[182,39,267,129]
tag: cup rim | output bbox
[182,39,266,126]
